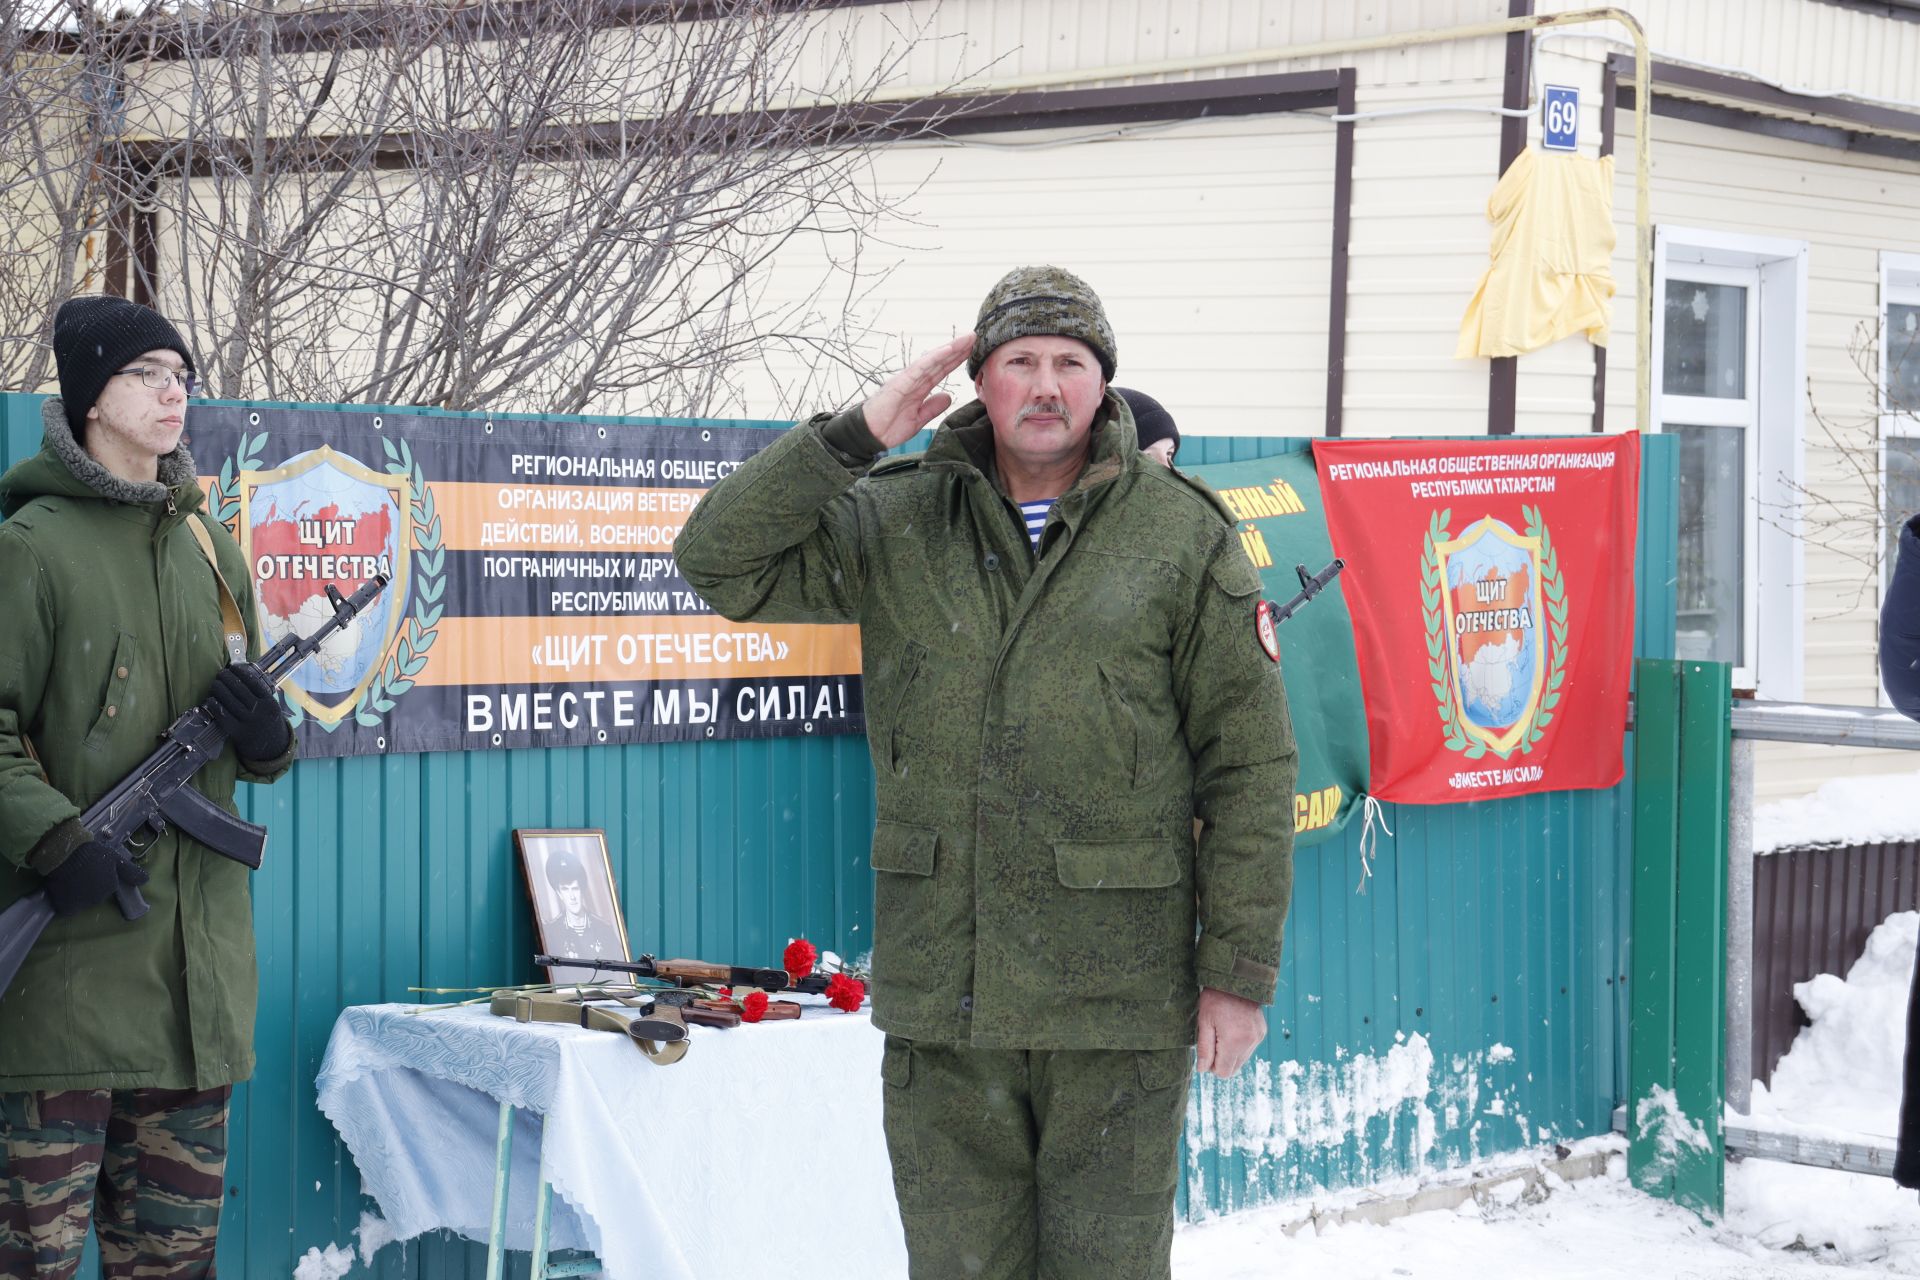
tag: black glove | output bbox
[43,838,148,917]
[209,662,293,762]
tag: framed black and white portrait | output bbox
[514,828,632,985]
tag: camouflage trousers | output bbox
[0,1086,231,1280]
[880,1037,1193,1280]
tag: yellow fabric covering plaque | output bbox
[1457,147,1617,358]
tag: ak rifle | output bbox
[0,577,390,999]
[535,952,834,996]
[1268,558,1344,625]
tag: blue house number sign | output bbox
[1543,85,1579,151]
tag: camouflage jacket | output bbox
[677,394,1296,1049]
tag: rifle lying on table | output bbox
[535,952,832,996]
[0,577,390,1000]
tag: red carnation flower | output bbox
[717,986,732,999]
[783,939,818,984]
[825,972,865,1013]
[740,991,769,1023]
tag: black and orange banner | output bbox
[186,406,860,757]
[1312,435,1640,803]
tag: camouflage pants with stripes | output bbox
[0,1086,231,1279]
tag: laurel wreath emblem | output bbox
[356,437,446,728]
[209,430,445,731]
[1421,505,1568,760]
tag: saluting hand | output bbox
[860,333,975,449]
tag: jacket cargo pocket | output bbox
[879,1035,926,1205]
[871,822,939,990]
[82,630,137,753]
[1050,839,1186,1004]
[872,821,937,876]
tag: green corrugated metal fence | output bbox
[0,397,1675,1275]
[1170,433,1673,1217]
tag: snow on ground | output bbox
[1173,911,1920,1277]
[1174,1149,1908,1279]
[1753,766,1920,853]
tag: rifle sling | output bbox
[488,990,690,1066]
[183,515,249,664]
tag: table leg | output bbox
[485,1099,515,1280]
[530,1118,554,1277]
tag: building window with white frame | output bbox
[1654,227,1807,698]
[1883,253,1920,586]
[1665,266,1758,671]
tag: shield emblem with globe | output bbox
[237,446,411,727]
[1434,516,1546,756]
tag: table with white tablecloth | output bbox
[316,998,907,1280]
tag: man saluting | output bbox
[678,267,1296,1279]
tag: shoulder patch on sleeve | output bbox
[1207,539,1263,598]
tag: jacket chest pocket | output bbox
[1097,661,1143,788]
[81,630,139,753]
[879,641,926,777]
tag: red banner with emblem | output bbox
[1311,435,1640,803]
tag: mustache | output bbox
[1016,400,1068,425]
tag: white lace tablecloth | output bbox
[316,998,906,1279]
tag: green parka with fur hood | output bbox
[0,398,293,1091]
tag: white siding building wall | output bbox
[790,0,1920,804]
[717,114,1341,433]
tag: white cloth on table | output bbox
[315,998,906,1280]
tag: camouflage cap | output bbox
[966,265,1117,382]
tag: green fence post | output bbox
[1629,658,1730,1219]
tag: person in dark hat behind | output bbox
[677,265,1296,1278]
[1117,386,1180,468]
[0,295,295,1276]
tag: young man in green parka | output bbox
[678,267,1297,1279]
[0,296,295,1278]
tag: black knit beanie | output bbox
[1117,387,1178,457]
[53,295,196,438]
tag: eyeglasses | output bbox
[114,365,198,396]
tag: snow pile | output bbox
[1751,911,1915,1139]
[291,1243,355,1280]
[1725,910,1918,1272]
[292,1212,399,1276]
[1752,766,1920,853]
